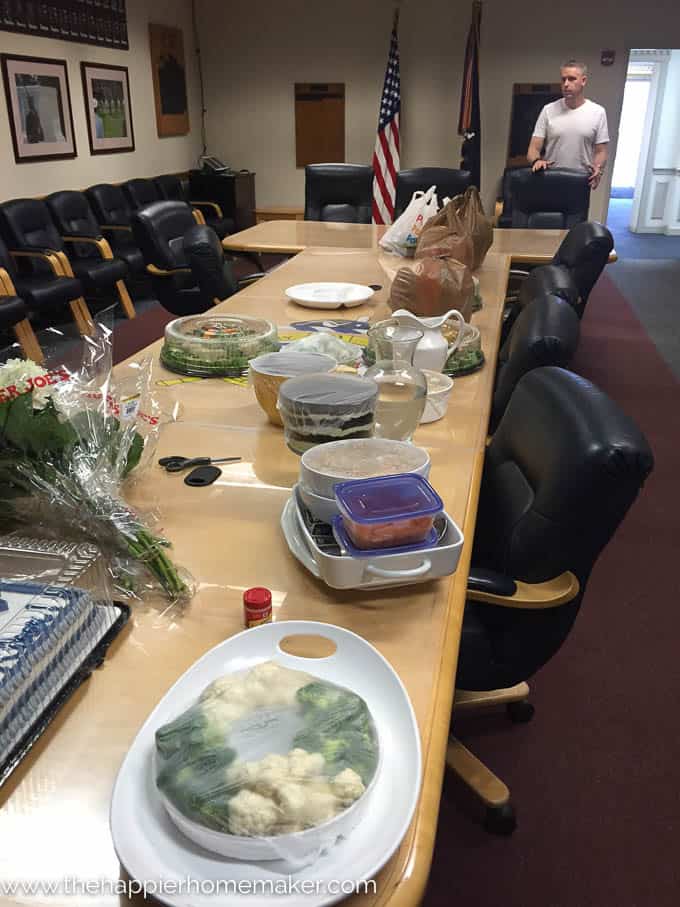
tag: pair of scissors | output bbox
[158,455,241,473]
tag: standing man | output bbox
[527,60,609,189]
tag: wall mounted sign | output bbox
[81,62,134,155]
[1,53,77,163]
[0,1,128,50]
[149,23,190,137]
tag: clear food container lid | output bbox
[332,515,439,557]
[165,314,277,348]
[333,473,443,525]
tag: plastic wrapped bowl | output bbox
[300,438,431,499]
[278,374,379,456]
[160,314,279,377]
[249,352,337,426]
[441,322,483,375]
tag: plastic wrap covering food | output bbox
[160,314,280,377]
[278,374,379,455]
[282,331,364,367]
[0,535,126,776]
[154,662,380,865]
[0,327,192,603]
[249,351,337,427]
[388,257,474,320]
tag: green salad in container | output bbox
[160,314,280,377]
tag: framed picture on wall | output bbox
[81,62,135,155]
[1,53,77,163]
[148,23,190,137]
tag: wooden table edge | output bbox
[353,255,509,907]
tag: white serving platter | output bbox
[110,620,421,907]
[285,283,374,309]
[282,492,464,591]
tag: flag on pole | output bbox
[372,9,401,225]
[458,1,482,189]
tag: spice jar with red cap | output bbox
[243,587,272,628]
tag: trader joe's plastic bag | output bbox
[379,185,439,257]
[154,661,380,866]
[388,256,474,320]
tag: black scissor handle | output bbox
[165,456,211,473]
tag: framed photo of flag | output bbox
[81,62,135,155]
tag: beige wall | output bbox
[196,0,680,223]
[0,0,202,201]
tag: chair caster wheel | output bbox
[484,803,517,836]
[506,699,535,723]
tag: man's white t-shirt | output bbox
[533,99,609,172]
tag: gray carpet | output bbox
[607,198,680,260]
[607,258,680,381]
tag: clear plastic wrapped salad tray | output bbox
[160,314,280,377]
[281,487,463,590]
[110,621,421,907]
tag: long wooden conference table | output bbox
[0,224,567,907]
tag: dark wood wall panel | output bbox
[295,82,345,168]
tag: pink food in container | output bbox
[333,473,444,551]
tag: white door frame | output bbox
[629,50,670,231]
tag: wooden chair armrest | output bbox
[190,200,224,218]
[147,263,192,277]
[467,571,580,609]
[9,248,65,277]
[493,200,503,227]
[0,266,17,294]
[62,236,114,259]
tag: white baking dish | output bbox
[282,489,463,590]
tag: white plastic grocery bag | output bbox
[379,185,439,257]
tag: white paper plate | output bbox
[285,283,374,309]
[110,621,421,907]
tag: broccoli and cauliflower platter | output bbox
[154,661,379,840]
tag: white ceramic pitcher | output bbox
[391,308,465,372]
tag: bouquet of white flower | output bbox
[0,339,190,601]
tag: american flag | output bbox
[372,10,401,225]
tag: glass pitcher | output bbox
[364,324,427,442]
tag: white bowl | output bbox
[420,370,454,423]
[298,483,339,523]
[300,438,431,499]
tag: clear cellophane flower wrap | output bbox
[0,325,193,603]
[154,662,379,864]
[388,256,475,320]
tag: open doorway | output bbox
[606,49,680,259]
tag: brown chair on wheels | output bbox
[449,367,653,834]
[0,212,92,336]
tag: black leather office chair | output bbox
[154,174,235,238]
[498,167,590,229]
[304,164,373,223]
[490,295,580,434]
[131,201,213,316]
[183,224,265,306]
[0,278,43,363]
[518,221,614,317]
[122,178,162,213]
[0,203,93,335]
[394,168,472,218]
[85,183,145,278]
[45,191,136,319]
[448,367,654,834]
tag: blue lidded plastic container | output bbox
[333,473,444,551]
